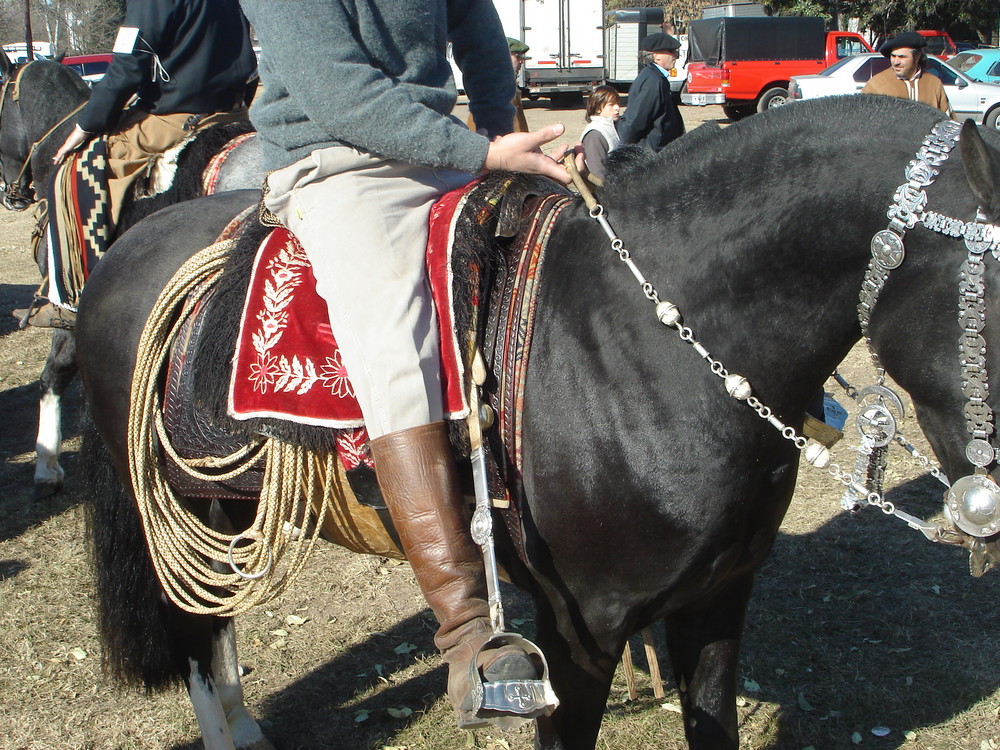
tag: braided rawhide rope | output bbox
[127,240,335,615]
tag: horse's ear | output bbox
[960,118,1000,221]
[0,51,11,81]
[54,52,66,63]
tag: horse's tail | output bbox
[81,411,183,691]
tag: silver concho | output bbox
[470,506,493,545]
[870,230,905,270]
[857,384,906,419]
[856,403,897,447]
[946,473,1000,537]
[965,438,995,468]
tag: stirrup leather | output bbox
[464,348,559,726]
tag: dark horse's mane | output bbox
[598,94,937,214]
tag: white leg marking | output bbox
[34,392,64,486]
[187,657,237,750]
[212,622,269,749]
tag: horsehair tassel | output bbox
[562,152,599,212]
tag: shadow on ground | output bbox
[743,473,1000,748]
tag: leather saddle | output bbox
[160,173,575,561]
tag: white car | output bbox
[788,52,1000,130]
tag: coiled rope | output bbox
[126,240,334,615]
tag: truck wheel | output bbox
[986,107,1000,132]
[722,103,755,121]
[757,87,789,113]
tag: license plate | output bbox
[687,93,710,105]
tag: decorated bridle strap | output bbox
[860,119,1000,547]
[860,119,962,370]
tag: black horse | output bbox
[0,56,261,498]
[75,96,1000,749]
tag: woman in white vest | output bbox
[581,85,621,182]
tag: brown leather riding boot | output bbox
[369,421,538,727]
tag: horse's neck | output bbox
[594,192,886,417]
[22,77,87,195]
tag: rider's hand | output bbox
[484,124,574,184]
[53,125,90,165]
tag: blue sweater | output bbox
[239,0,516,174]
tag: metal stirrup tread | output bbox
[464,633,558,727]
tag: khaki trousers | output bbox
[264,146,473,439]
[105,107,249,226]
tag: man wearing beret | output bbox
[618,32,685,152]
[862,31,953,116]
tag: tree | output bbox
[768,0,998,43]
[0,0,124,55]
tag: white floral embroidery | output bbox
[248,237,357,399]
[336,428,372,470]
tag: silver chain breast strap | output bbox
[565,123,999,571]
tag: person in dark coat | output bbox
[16,0,257,329]
[618,32,685,152]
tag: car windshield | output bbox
[950,52,981,72]
[821,56,856,76]
[926,58,962,85]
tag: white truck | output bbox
[3,41,52,63]
[605,8,688,93]
[494,0,605,104]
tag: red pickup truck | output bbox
[681,16,872,120]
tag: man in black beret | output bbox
[862,31,952,115]
[618,32,685,152]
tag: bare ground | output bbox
[0,104,998,750]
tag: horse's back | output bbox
[212,135,263,192]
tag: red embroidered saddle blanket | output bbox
[227,181,474,429]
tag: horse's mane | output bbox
[598,95,949,214]
[18,58,90,99]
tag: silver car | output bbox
[788,52,1000,130]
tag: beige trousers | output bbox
[263,145,472,439]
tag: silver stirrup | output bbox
[465,349,559,726]
[468,632,559,723]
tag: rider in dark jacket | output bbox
[17,0,256,329]
[79,0,256,133]
[618,32,685,152]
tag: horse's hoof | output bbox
[33,480,63,500]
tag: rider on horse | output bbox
[240,0,575,729]
[15,0,256,330]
